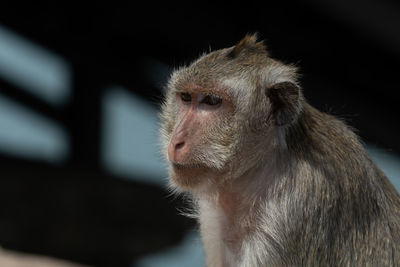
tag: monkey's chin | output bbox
[169,163,214,191]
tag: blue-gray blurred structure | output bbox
[0,25,69,162]
[135,231,205,267]
[0,25,71,106]
[102,87,168,185]
[0,95,68,163]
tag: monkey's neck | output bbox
[218,187,239,222]
[214,163,273,223]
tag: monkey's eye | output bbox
[202,95,222,106]
[180,92,192,103]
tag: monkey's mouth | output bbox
[172,162,206,170]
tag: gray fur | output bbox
[160,34,400,266]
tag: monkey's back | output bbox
[281,103,400,266]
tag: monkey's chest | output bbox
[199,199,250,257]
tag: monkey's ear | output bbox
[266,82,301,126]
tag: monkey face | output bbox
[165,83,236,191]
[161,35,302,193]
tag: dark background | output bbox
[0,1,399,266]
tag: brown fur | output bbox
[228,33,266,58]
[160,34,400,266]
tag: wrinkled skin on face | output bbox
[164,82,237,191]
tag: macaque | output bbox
[160,34,400,266]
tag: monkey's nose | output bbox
[168,139,187,163]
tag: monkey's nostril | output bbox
[175,142,185,150]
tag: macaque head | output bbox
[160,34,302,193]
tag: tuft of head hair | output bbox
[228,33,266,58]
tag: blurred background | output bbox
[0,1,399,266]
